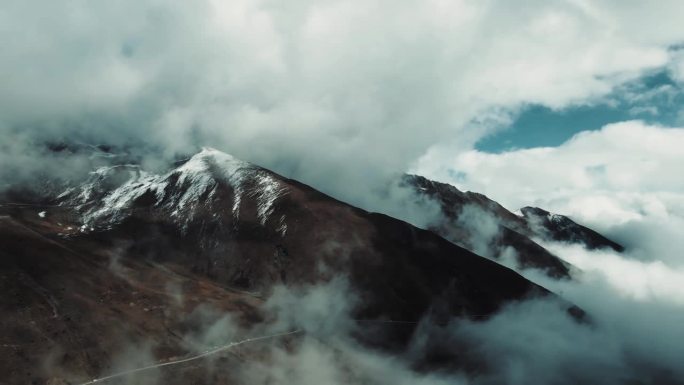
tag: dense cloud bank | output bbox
[232,271,684,385]
[3,0,684,219]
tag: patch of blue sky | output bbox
[476,71,684,153]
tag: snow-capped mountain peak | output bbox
[59,148,289,235]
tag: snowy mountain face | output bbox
[57,148,290,239]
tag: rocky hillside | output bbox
[0,148,576,384]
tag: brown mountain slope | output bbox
[0,148,572,384]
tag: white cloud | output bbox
[415,121,684,261]
[2,1,684,216]
[414,119,684,381]
[239,248,684,385]
[510,240,684,383]
[542,242,684,304]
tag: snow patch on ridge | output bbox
[547,213,566,224]
[276,214,288,236]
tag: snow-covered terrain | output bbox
[59,148,289,235]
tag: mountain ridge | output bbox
[403,174,624,278]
